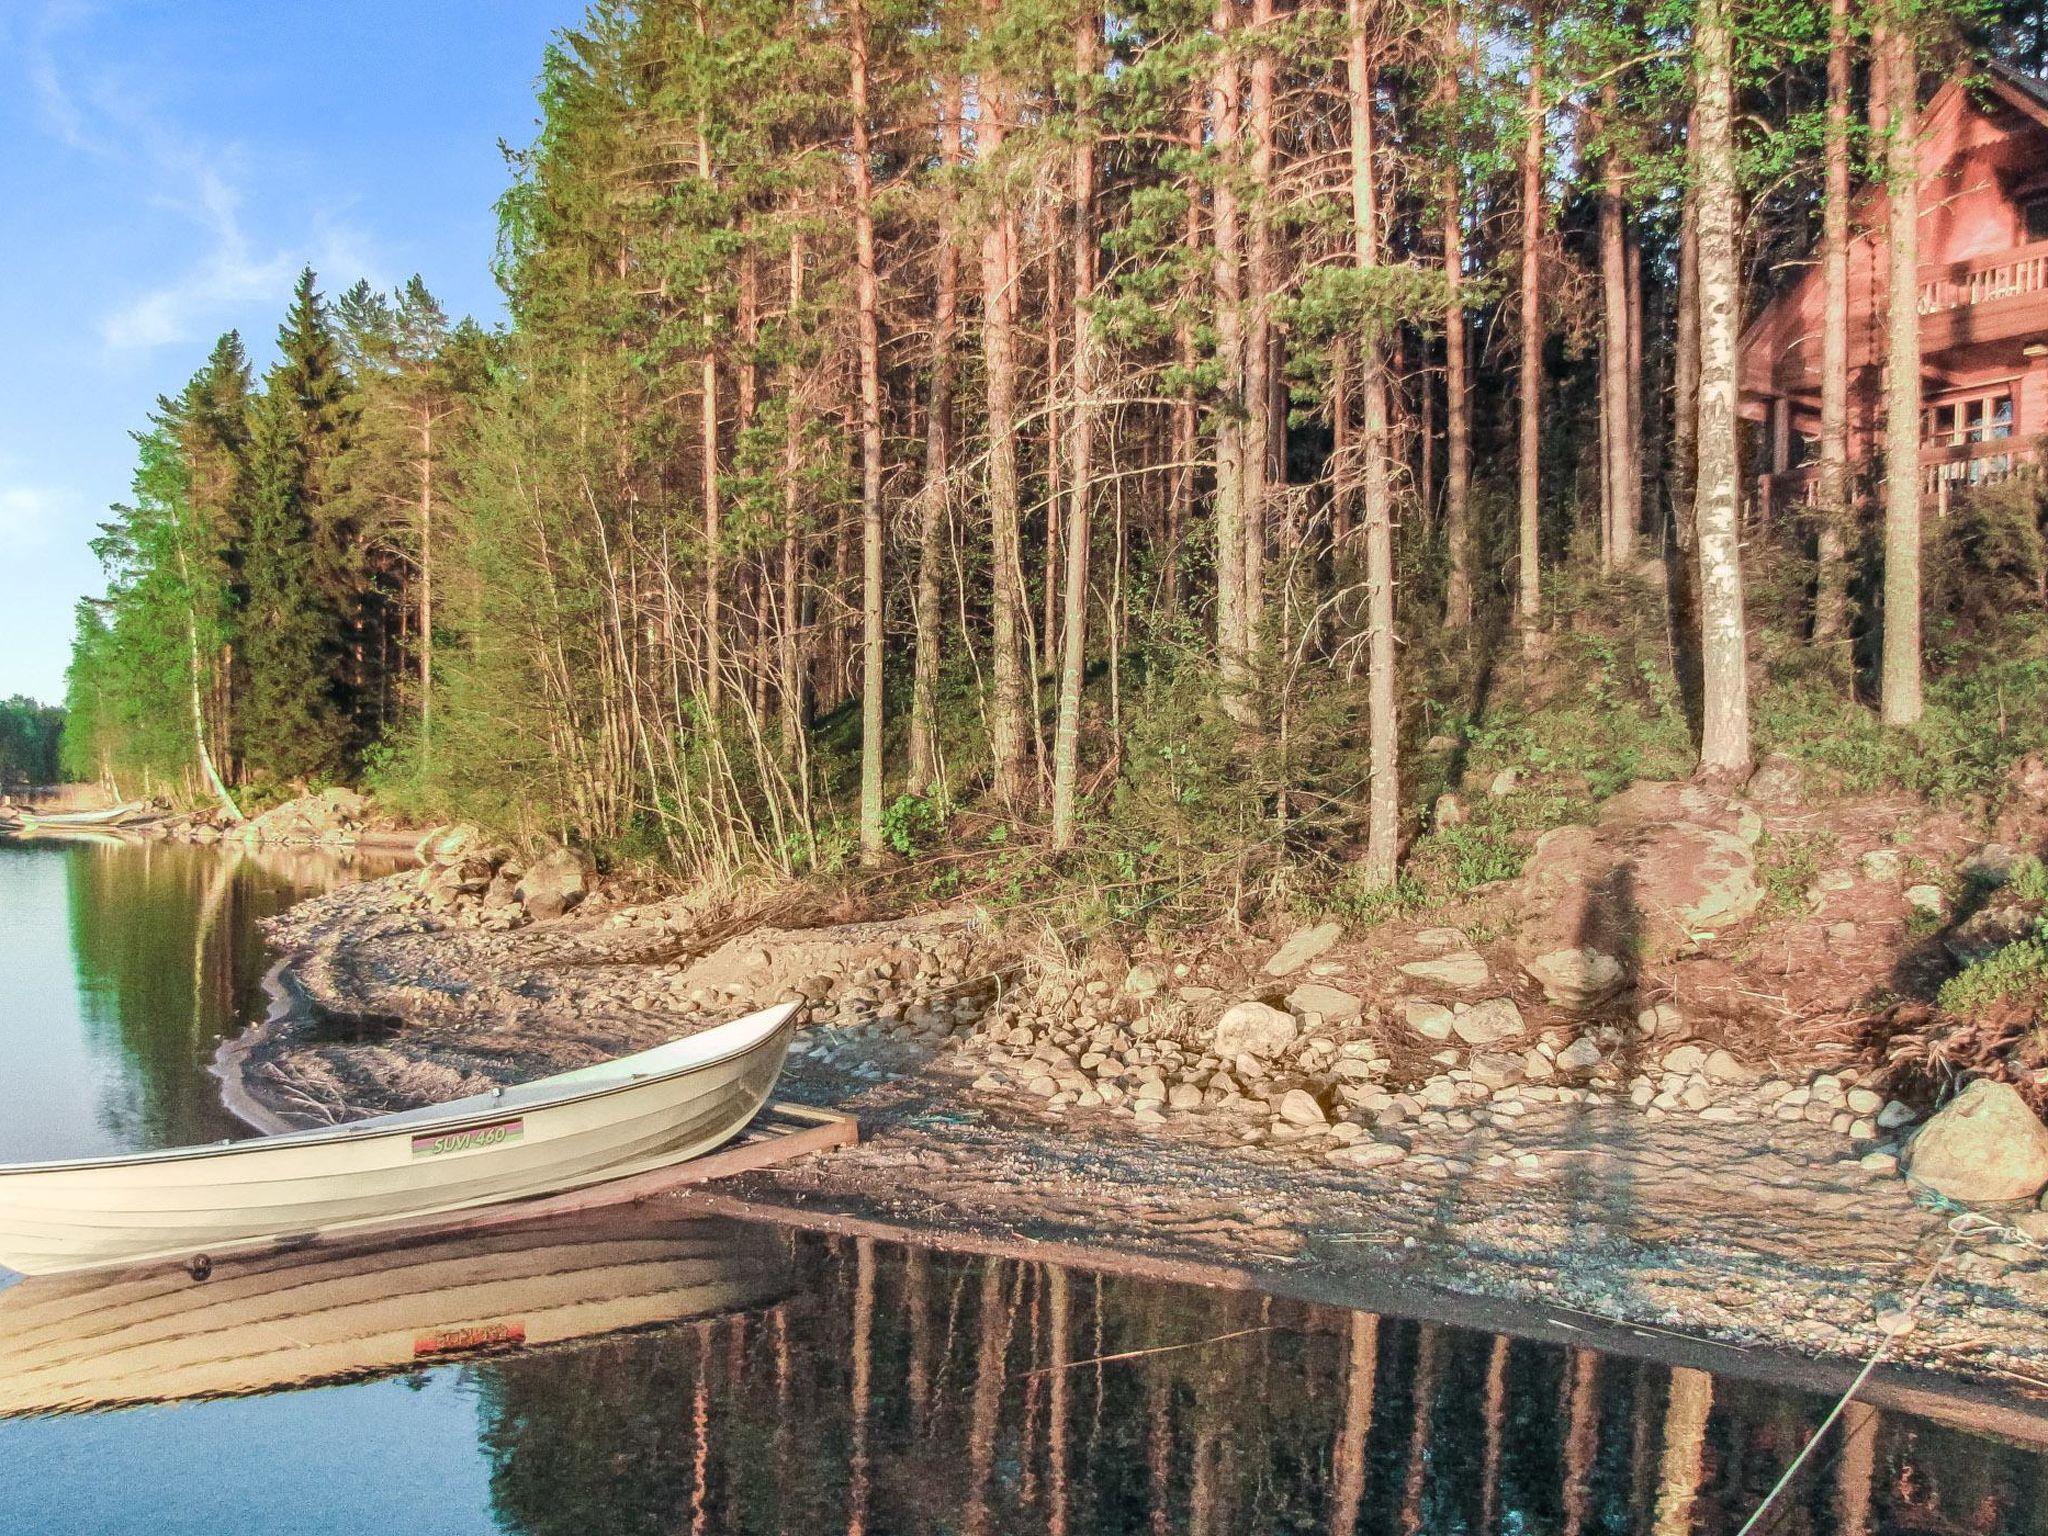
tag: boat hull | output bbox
[0,1004,799,1276]
[0,1209,793,1416]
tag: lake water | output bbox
[0,835,2043,1535]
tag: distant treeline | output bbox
[63,274,486,808]
[0,697,64,790]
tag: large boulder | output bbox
[1509,783,1764,1006]
[416,823,488,865]
[1213,1001,1299,1061]
[1903,1080,2048,1204]
[516,847,590,921]
[1634,823,1762,935]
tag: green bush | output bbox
[1938,917,2048,1018]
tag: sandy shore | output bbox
[210,862,2048,1418]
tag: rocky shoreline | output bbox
[220,766,2048,1407]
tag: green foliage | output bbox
[878,794,942,857]
[1755,631,2048,808]
[1938,918,2048,1018]
[1756,830,1835,917]
[239,387,350,784]
[0,697,64,787]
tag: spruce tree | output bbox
[239,386,351,783]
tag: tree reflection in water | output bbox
[471,1231,2047,1536]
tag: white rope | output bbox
[1733,1205,2021,1536]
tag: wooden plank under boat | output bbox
[0,1000,801,1277]
[0,1208,793,1417]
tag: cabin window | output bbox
[1922,389,2014,448]
[2026,194,2048,243]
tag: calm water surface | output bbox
[0,836,2043,1535]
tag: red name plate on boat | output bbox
[411,1118,524,1158]
[413,1321,528,1358]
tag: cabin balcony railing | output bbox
[1919,436,2038,513]
[1755,438,2038,520]
[1917,238,2048,315]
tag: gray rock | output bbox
[1277,1088,1328,1127]
[1400,952,1491,990]
[1403,999,1456,1040]
[1555,1037,1603,1073]
[1636,1003,1684,1038]
[1327,1141,1407,1170]
[1452,997,1526,1047]
[1468,1052,1525,1090]
[1661,1043,1708,1075]
[1877,1099,1917,1131]
[1859,848,1903,883]
[1214,1001,1299,1060]
[1745,752,1805,807]
[1526,947,1627,1010]
[1265,922,1342,977]
[1286,981,1363,1023]
[1962,842,2025,887]
[1123,964,1164,998]
[1413,927,1469,951]
[516,847,590,920]
[1904,884,1947,918]
[1903,1080,2048,1203]
[1701,1049,1756,1085]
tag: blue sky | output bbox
[0,0,574,703]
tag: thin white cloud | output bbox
[25,2,383,354]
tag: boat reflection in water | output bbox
[0,1210,791,1417]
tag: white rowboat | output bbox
[0,1001,801,1276]
[5,802,145,830]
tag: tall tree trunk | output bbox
[851,0,886,862]
[1626,225,1645,525]
[1517,7,1547,637]
[780,230,809,757]
[1052,9,1101,852]
[1599,84,1638,568]
[1211,0,1254,726]
[981,34,1033,805]
[699,118,723,718]
[1815,0,1854,650]
[1440,0,1472,632]
[1671,127,1701,537]
[1167,84,1204,620]
[1348,0,1400,887]
[1880,24,1924,726]
[909,73,964,798]
[417,410,434,752]
[1694,0,1753,775]
[1244,0,1276,645]
[175,538,242,824]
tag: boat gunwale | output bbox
[0,1001,800,1179]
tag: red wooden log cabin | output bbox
[1739,61,2048,520]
